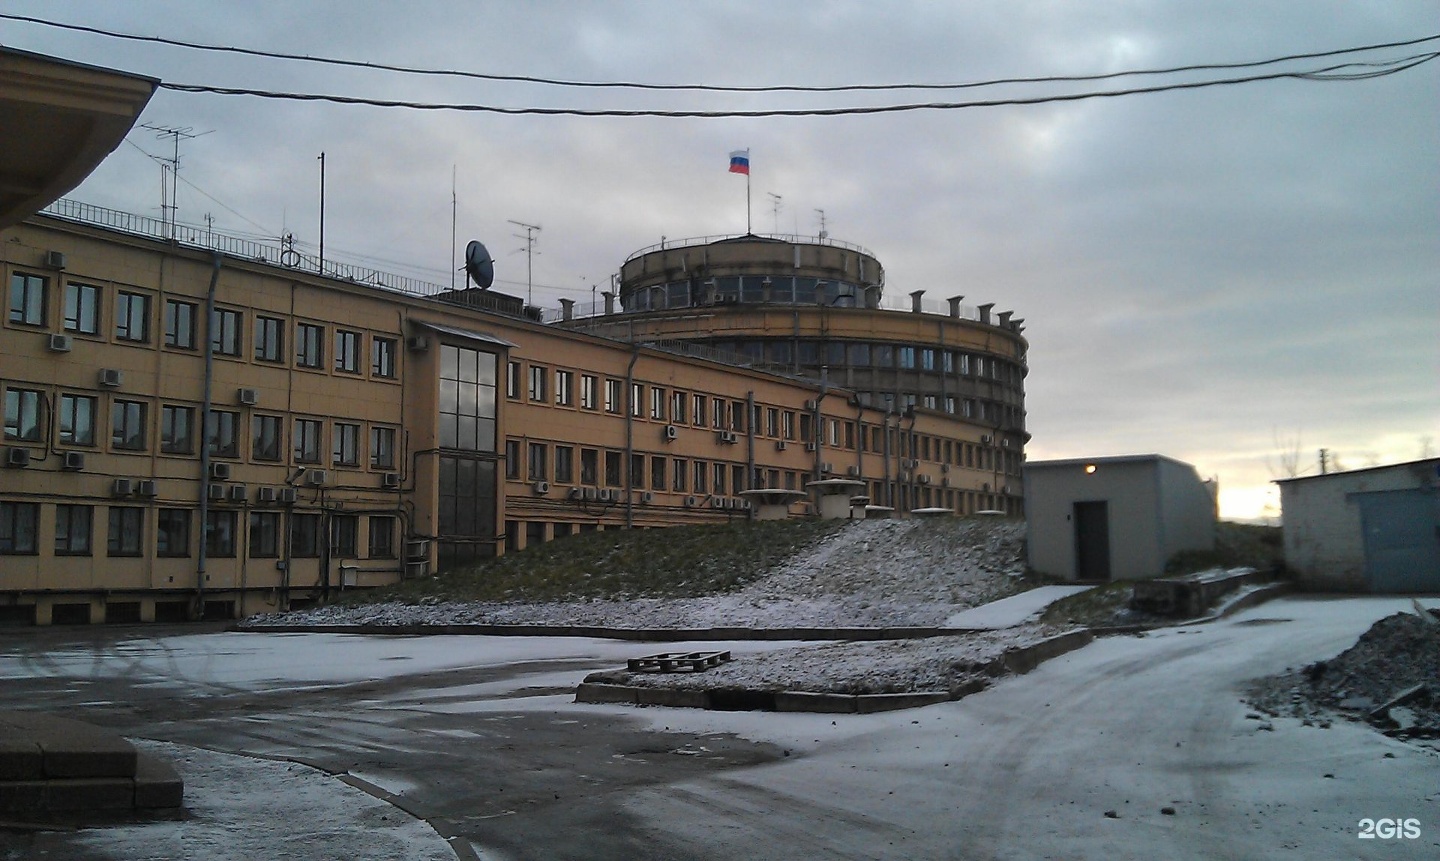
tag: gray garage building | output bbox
[1276,458,1440,593]
[1024,454,1217,581]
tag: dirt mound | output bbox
[1246,610,1440,740]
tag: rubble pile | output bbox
[1246,609,1440,740]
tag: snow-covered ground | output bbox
[245,518,1029,630]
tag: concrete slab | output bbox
[0,710,138,779]
[0,737,43,781]
[943,585,1093,629]
[133,753,184,809]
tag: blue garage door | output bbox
[1356,489,1440,593]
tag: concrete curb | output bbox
[233,622,991,641]
[1090,581,1293,637]
[574,629,1095,714]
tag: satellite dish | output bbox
[464,240,495,289]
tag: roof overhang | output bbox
[0,47,157,229]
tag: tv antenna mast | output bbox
[508,220,542,305]
[139,122,212,240]
[814,208,828,241]
[767,193,783,235]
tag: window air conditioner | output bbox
[533,480,550,495]
[663,425,678,441]
[209,462,231,480]
[228,484,248,501]
[207,483,225,500]
[5,448,31,468]
[382,472,401,489]
[238,388,259,406]
[278,487,298,504]
[62,451,85,470]
[46,333,72,353]
[846,466,860,477]
[98,368,123,388]
[305,470,328,486]
[804,442,818,452]
[257,486,277,503]
[44,250,67,269]
[112,478,134,496]
[567,487,584,500]
[137,479,158,497]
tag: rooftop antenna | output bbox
[508,220,541,305]
[767,192,783,235]
[815,208,828,242]
[139,122,212,240]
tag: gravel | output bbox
[1245,608,1440,742]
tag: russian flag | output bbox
[729,150,750,175]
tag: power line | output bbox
[152,54,1440,117]
[2,12,1435,94]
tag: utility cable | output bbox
[2,12,1436,94]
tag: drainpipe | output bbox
[812,367,829,484]
[882,399,894,507]
[195,252,221,618]
[622,342,639,529]
[745,390,756,492]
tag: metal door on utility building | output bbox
[1356,488,1440,592]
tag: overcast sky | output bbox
[4,1,1436,520]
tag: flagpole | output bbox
[746,161,752,234]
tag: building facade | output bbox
[2,210,1026,625]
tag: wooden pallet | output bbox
[626,650,732,673]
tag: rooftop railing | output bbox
[622,232,875,263]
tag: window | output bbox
[332,422,360,466]
[782,411,796,440]
[506,361,521,399]
[54,505,92,555]
[958,353,971,375]
[630,383,643,418]
[8,273,46,325]
[629,453,645,488]
[670,391,686,424]
[334,329,361,373]
[874,344,894,367]
[205,510,236,557]
[604,451,622,486]
[554,445,574,483]
[156,509,190,557]
[59,394,97,446]
[713,462,727,495]
[650,456,666,490]
[293,418,322,463]
[898,346,916,369]
[528,365,547,401]
[693,459,708,494]
[671,459,687,492]
[255,316,284,362]
[692,394,706,427]
[371,337,397,378]
[4,388,43,441]
[290,513,320,557]
[296,322,323,368]
[163,299,196,349]
[368,516,396,558]
[107,507,143,556]
[64,283,100,335]
[253,415,283,461]
[650,387,665,420]
[555,370,574,406]
[207,410,240,458]
[827,419,839,446]
[115,291,150,342]
[111,400,147,450]
[249,512,280,558]
[580,448,597,485]
[732,464,746,493]
[731,400,745,431]
[439,344,498,452]
[370,426,396,469]
[330,515,358,556]
[923,394,938,410]
[0,502,39,554]
[504,439,521,480]
[527,442,547,481]
[800,414,813,443]
[162,406,195,454]
[604,379,621,414]
[211,308,242,356]
[921,349,936,371]
[766,408,779,437]
[580,374,597,410]
[711,398,725,429]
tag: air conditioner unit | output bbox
[908,459,920,470]
[685,495,700,508]
[61,451,85,470]
[111,478,134,496]
[711,496,725,509]
[226,484,247,501]
[137,479,158,497]
[46,333,72,353]
[1001,439,1011,448]
[980,435,992,445]
[941,463,950,473]
[237,388,259,406]
[821,462,834,474]
[305,470,328,486]
[737,498,751,510]
[804,442,818,452]
[406,335,429,351]
[207,483,225,500]
[919,475,931,485]
[44,250,67,269]
[941,477,951,488]
[663,425,678,441]
[775,440,787,451]
[717,430,737,444]
[98,368,123,388]
[846,466,860,477]
[533,480,550,495]
[278,487,298,504]
[804,400,818,410]
[257,486,277,504]
[5,447,31,467]
[638,491,652,504]
[382,472,401,489]
[209,462,232,480]
[583,487,598,501]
